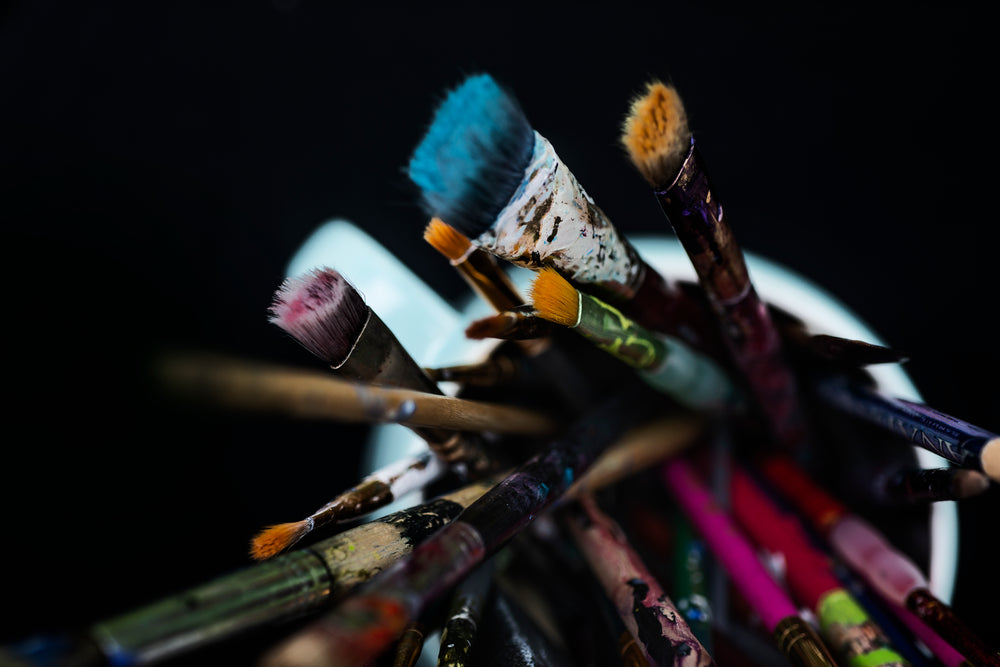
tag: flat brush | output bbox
[250,450,446,561]
[270,266,496,474]
[407,72,726,356]
[36,473,505,667]
[530,266,741,413]
[757,453,999,665]
[158,352,560,437]
[257,382,663,667]
[814,374,1000,483]
[621,80,810,455]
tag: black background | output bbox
[2,1,997,663]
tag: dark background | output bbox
[2,1,997,663]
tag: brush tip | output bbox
[407,72,535,239]
[464,308,551,341]
[620,80,691,188]
[465,313,515,340]
[424,217,472,261]
[250,520,313,561]
[952,468,992,499]
[268,267,368,366]
[530,267,581,327]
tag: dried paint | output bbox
[567,496,714,667]
[476,132,645,301]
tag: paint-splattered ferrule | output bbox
[576,292,667,370]
[477,132,645,301]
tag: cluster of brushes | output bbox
[4,73,999,667]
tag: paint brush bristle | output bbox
[268,267,368,367]
[407,73,535,240]
[250,519,314,561]
[423,217,472,262]
[620,80,691,188]
[530,268,581,328]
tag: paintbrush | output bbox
[890,603,975,667]
[530,266,742,414]
[565,414,706,500]
[813,374,1000,484]
[158,352,560,438]
[671,508,715,655]
[406,72,727,358]
[563,494,716,666]
[18,473,504,667]
[250,449,447,561]
[464,306,553,341]
[390,621,428,667]
[757,453,999,665]
[269,266,498,475]
[257,381,663,667]
[620,79,810,456]
[659,456,839,667]
[436,556,497,666]
[424,217,525,315]
[829,561,938,667]
[727,461,915,667]
[425,217,618,415]
[469,586,576,667]
[874,465,991,506]
[765,303,910,371]
[503,520,641,667]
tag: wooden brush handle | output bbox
[158,352,561,437]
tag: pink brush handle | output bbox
[660,458,798,632]
[827,514,926,606]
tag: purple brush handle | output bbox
[816,376,1000,478]
[660,458,798,632]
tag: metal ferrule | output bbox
[334,310,441,395]
[773,615,838,667]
